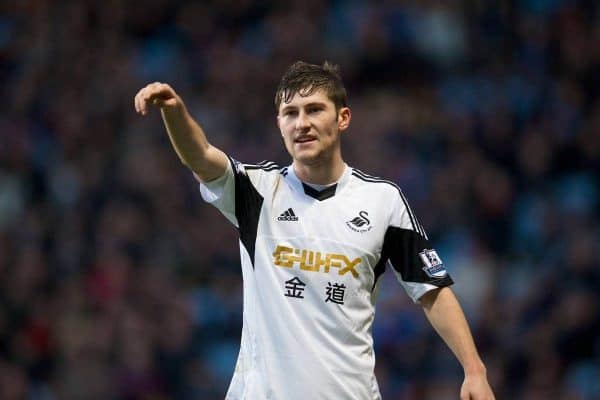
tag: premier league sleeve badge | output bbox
[419,249,448,278]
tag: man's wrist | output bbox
[463,359,486,376]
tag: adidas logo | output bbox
[277,208,299,221]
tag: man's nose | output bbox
[295,111,310,130]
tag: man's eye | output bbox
[285,110,297,116]
[308,107,322,114]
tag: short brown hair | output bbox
[275,61,348,112]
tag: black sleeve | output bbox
[382,226,454,287]
[230,157,264,268]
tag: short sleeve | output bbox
[197,157,267,266]
[382,189,453,302]
[199,161,237,225]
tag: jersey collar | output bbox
[284,164,352,201]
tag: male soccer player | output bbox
[134,61,495,399]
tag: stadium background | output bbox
[0,1,598,399]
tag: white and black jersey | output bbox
[199,157,453,400]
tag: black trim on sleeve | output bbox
[371,252,388,292]
[230,157,264,268]
[382,226,453,287]
[244,163,280,171]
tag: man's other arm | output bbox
[420,287,495,400]
[134,82,228,181]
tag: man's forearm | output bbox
[420,287,485,375]
[160,104,227,181]
[134,82,228,181]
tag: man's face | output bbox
[277,90,351,165]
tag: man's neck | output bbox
[292,157,346,185]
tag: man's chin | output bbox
[293,152,321,165]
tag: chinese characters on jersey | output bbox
[284,277,306,298]
[325,282,346,305]
[283,277,346,305]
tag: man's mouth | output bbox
[295,136,316,143]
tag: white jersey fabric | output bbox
[199,157,453,400]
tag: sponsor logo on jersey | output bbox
[277,208,299,221]
[273,245,360,278]
[419,249,447,278]
[346,211,372,233]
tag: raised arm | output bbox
[134,82,228,181]
[420,287,495,400]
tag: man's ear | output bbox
[338,107,351,131]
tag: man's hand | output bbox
[134,82,181,115]
[460,372,495,400]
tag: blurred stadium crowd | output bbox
[0,0,598,399]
